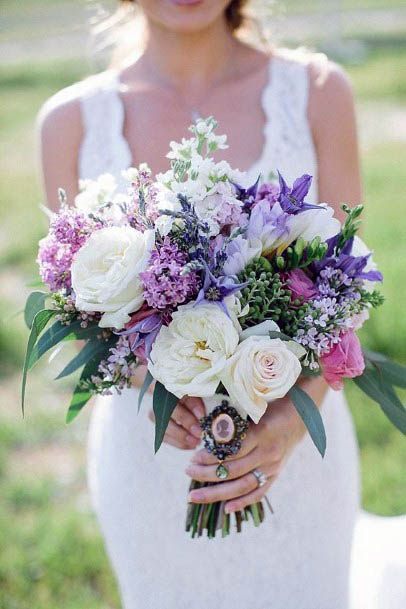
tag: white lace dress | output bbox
[64,54,404,609]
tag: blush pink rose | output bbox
[320,330,365,390]
[285,269,317,303]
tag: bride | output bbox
[38,1,404,608]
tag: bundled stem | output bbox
[185,479,267,538]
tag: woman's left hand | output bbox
[185,396,307,514]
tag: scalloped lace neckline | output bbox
[108,56,277,178]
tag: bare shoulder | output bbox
[38,72,114,207]
[38,72,110,148]
[306,55,356,138]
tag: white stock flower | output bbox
[71,226,154,329]
[148,303,239,398]
[220,336,302,423]
[75,174,117,213]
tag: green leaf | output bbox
[66,388,93,423]
[268,330,292,342]
[55,337,116,380]
[378,361,406,389]
[24,291,49,328]
[138,370,154,412]
[29,320,101,369]
[353,369,406,434]
[364,350,406,389]
[288,385,326,457]
[66,356,103,423]
[153,381,178,453]
[21,309,55,415]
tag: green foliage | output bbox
[275,236,329,271]
[288,386,327,457]
[238,257,308,333]
[153,382,179,452]
[337,204,364,251]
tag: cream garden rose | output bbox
[220,336,302,423]
[148,303,239,398]
[71,226,154,329]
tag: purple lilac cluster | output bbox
[37,206,93,292]
[294,267,364,362]
[90,336,138,394]
[140,237,200,310]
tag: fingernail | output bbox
[193,407,204,419]
[185,466,194,476]
[190,425,201,438]
[188,491,203,502]
[186,435,198,446]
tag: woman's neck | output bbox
[137,18,240,100]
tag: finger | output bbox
[165,420,200,448]
[180,396,206,419]
[185,447,262,483]
[188,471,259,504]
[190,427,257,466]
[225,477,274,513]
[149,411,200,449]
[172,403,201,438]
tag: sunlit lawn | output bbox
[0,38,405,609]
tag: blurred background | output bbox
[0,1,405,607]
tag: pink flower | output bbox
[285,269,317,303]
[320,330,365,390]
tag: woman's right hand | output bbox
[148,396,205,450]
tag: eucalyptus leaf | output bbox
[268,330,292,342]
[24,291,49,328]
[378,361,406,389]
[21,309,55,414]
[56,336,116,380]
[353,369,406,434]
[29,320,101,369]
[153,381,178,453]
[138,370,154,412]
[288,385,326,457]
[66,356,104,423]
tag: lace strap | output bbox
[253,53,314,182]
[78,72,132,181]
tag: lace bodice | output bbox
[78,52,318,201]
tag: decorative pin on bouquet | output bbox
[22,117,406,538]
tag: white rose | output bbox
[220,336,302,423]
[148,303,239,398]
[71,226,154,329]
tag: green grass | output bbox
[0,34,405,609]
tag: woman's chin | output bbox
[143,0,229,34]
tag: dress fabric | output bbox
[76,53,375,609]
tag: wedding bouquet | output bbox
[23,117,406,538]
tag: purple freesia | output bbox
[246,200,289,254]
[195,264,248,315]
[119,310,163,360]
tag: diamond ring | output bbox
[251,468,267,488]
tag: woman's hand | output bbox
[185,396,307,513]
[148,396,205,450]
